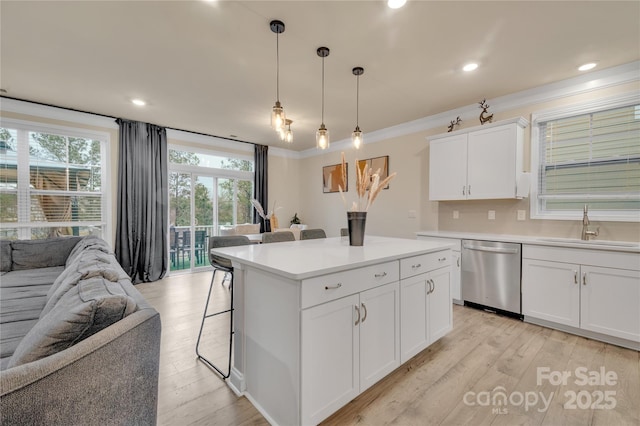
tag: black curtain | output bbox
[115,119,168,283]
[254,144,269,232]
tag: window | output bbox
[531,93,640,221]
[0,119,109,240]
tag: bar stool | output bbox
[196,235,250,379]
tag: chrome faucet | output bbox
[581,204,599,241]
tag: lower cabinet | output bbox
[301,281,400,425]
[400,268,452,363]
[522,245,640,346]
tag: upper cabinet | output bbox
[428,117,529,201]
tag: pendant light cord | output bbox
[356,74,359,126]
[276,33,280,102]
[321,56,325,125]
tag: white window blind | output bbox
[536,102,640,218]
[0,121,108,240]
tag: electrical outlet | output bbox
[488,210,496,220]
[453,210,459,219]
[408,209,417,219]
[517,210,526,221]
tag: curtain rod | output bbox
[0,95,257,147]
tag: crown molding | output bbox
[299,60,640,159]
[0,97,118,129]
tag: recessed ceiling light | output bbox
[578,62,597,71]
[388,0,407,9]
[463,63,479,72]
[132,99,146,106]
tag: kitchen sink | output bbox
[537,238,639,248]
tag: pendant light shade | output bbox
[270,20,286,133]
[316,47,330,150]
[351,67,364,149]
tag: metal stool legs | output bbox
[195,267,234,379]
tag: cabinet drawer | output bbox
[400,250,450,279]
[301,261,399,309]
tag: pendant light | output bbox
[279,119,293,143]
[270,20,286,133]
[284,119,293,143]
[351,67,364,149]
[316,47,330,150]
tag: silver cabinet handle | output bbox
[431,279,435,294]
[438,257,447,262]
[354,305,360,326]
[574,271,578,284]
[374,272,388,278]
[582,272,587,286]
[361,303,367,323]
[324,283,342,290]
[427,279,434,294]
[468,185,471,195]
[462,186,466,196]
[457,258,460,267]
[412,263,422,269]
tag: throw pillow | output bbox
[8,276,137,368]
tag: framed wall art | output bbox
[322,163,348,193]
[357,155,390,189]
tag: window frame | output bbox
[530,91,640,222]
[0,117,111,239]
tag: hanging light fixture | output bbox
[284,119,293,143]
[351,67,364,149]
[279,119,293,143]
[270,20,286,133]
[316,47,330,150]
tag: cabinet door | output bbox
[522,259,580,327]
[580,266,640,342]
[428,267,452,343]
[451,251,462,303]
[359,282,400,392]
[467,124,517,199]
[400,274,428,363]
[301,294,360,425]
[429,134,467,200]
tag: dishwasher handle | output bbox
[462,242,519,254]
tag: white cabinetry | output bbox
[428,117,528,201]
[522,245,640,349]
[416,236,461,304]
[301,264,400,425]
[399,251,452,363]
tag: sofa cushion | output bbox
[1,240,12,272]
[11,237,82,271]
[7,276,137,368]
[41,251,127,318]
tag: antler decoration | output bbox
[447,116,462,132]
[478,99,494,125]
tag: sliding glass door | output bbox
[168,148,253,273]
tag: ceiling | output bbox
[1,1,639,151]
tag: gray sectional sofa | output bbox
[0,236,161,425]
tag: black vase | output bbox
[347,211,367,246]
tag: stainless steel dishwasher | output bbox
[461,240,522,315]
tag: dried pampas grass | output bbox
[338,152,397,212]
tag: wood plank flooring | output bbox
[137,271,640,426]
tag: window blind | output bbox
[538,104,640,212]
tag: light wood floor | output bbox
[137,271,640,426]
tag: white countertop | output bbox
[416,230,640,253]
[210,236,452,280]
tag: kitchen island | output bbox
[211,236,453,425]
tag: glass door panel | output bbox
[194,175,214,269]
[169,172,192,272]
